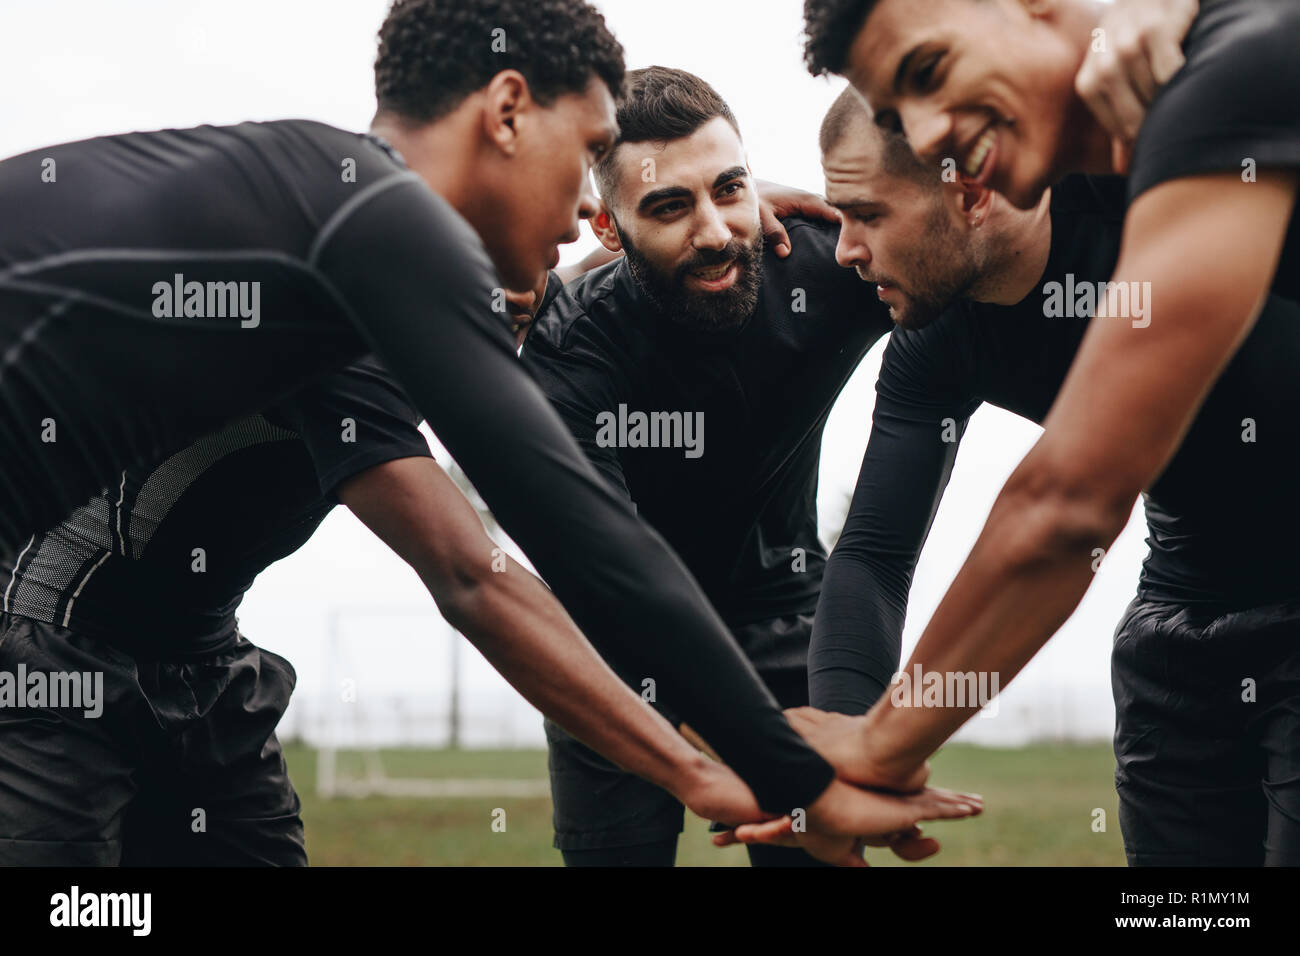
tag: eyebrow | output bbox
[828,197,883,211]
[636,166,749,215]
[712,166,748,189]
[637,185,691,214]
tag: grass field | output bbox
[284,741,1126,866]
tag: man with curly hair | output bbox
[0,0,980,865]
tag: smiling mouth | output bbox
[691,260,735,281]
[962,124,997,179]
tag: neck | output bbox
[369,111,478,219]
[971,189,1053,306]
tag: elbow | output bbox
[418,538,497,632]
[994,453,1135,571]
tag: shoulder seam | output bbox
[307,171,424,266]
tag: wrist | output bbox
[664,743,718,805]
[861,699,931,786]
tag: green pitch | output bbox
[283,741,1126,866]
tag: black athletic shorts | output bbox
[1112,597,1300,866]
[546,612,814,857]
[0,613,305,866]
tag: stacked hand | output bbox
[677,708,981,867]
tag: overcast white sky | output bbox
[1,0,1141,747]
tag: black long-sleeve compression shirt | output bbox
[0,120,831,811]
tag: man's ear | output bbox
[481,69,531,156]
[591,203,624,253]
[956,179,996,228]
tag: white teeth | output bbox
[963,127,996,177]
[693,262,733,280]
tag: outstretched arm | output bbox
[316,178,832,814]
[831,169,1298,787]
[810,334,973,715]
[337,455,765,825]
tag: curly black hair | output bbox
[803,0,877,77]
[375,0,625,123]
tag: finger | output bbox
[1119,29,1161,104]
[1099,73,1147,144]
[792,194,841,226]
[908,789,984,820]
[825,787,948,836]
[731,816,797,844]
[1076,50,1145,145]
[862,825,921,848]
[1146,34,1187,86]
[738,830,801,848]
[920,785,985,809]
[889,833,940,862]
[759,206,792,259]
[1076,58,1122,142]
[711,829,740,847]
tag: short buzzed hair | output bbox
[593,66,741,205]
[819,86,935,188]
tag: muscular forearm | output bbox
[860,171,1297,778]
[862,458,1127,773]
[436,549,720,804]
[339,456,759,818]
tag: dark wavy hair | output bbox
[593,66,740,202]
[375,0,625,123]
[803,0,878,77]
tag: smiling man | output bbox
[790,0,1300,804]
[805,90,1300,865]
[521,66,898,866]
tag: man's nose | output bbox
[577,177,601,222]
[835,227,870,270]
[899,101,952,166]
[693,202,731,251]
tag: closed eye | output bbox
[912,52,944,91]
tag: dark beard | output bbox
[882,204,981,331]
[620,228,764,332]
[890,268,976,330]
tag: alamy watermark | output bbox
[889,664,1000,717]
[595,404,704,459]
[50,886,150,936]
[152,273,260,328]
[1043,273,1151,328]
[0,665,103,718]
